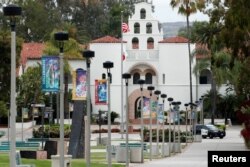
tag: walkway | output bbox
[131,126,248,167]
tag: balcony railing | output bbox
[126,50,159,61]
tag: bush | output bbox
[33,124,71,138]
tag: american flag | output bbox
[122,22,130,33]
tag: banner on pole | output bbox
[42,56,60,92]
[95,79,107,105]
[143,97,150,118]
[72,68,87,100]
[157,104,164,123]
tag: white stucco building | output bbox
[22,2,226,123]
[89,2,211,123]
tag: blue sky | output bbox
[152,0,209,22]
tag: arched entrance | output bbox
[128,89,157,123]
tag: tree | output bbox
[17,64,45,115]
[191,20,238,124]
[205,0,250,59]
[170,0,206,117]
[17,0,61,42]
[43,25,83,118]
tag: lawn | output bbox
[0,152,125,167]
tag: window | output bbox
[134,22,140,34]
[140,9,146,19]
[199,69,212,84]
[147,37,154,49]
[132,37,139,49]
[146,22,152,34]
[145,73,152,84]
[133,73,140,84]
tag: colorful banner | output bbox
[72,68,87,100]
[42,56,60,92]
[151,101,157,118]
[95,79,107,105]
[143,97,150,118]
[157,104,164,123]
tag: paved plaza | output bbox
[0,125,248,167]
[130,125,248,167]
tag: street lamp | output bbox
[176,101,182,153]
[137,79,145,163]
[147,86,154,161]
[154,90,161,156]
[122,73,131,167]
[189,102,197,141]
[3,4,22,167]
[103,61,114,167]
[199,96,204,124]
[83,50,95,167]
[184,103,189,145]
[160,94,167,157]
[167,97,173,156]
[54,31,69,167]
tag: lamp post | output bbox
[103,61,114,167]
[167,97,173,156]
[83,50,95,167]
[194,101,199,138]
[200,96,204,124]
[3,4,22,167]
[184,103,189,145]
[176,101,181,153]
[154,90,161,156]
[122,73,131,167]
[147,86,154,161]
[160,94,167,157]
[54,31,69,167]
[137,79,145,163]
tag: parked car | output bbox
[194,124,226,139]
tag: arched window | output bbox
[140,8,146,19]
[145,73,152,84]
[133,72,140,84]
[134,22,140,34]
[146,22,152,34]
[132,37,139,49]
[199,69,212,84]
[147,37,154,49]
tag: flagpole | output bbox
[121,11,124,139]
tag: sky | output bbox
[151,0,209,22]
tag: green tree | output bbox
[17,0,61,42]
[170,0,206,115]
[43,25,83,118]
[206,0,250,59]
[17,64,44,112]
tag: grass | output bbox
[0,152,125,167]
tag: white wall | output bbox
[89,43,122,114]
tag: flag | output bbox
[122,22,130,33]
[122,46,128,61]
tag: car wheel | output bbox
[209,134,213,139]
[202,136,206,139]
[219,136,224,139]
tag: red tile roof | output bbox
[91,36,126,43]
[159,36,189,43]
[20,42,45,66]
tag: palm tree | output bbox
[170,0,206,110]
[193,43,233,124]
